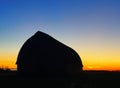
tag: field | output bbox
[0,70,120,88]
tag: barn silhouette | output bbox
[16,31,83,78]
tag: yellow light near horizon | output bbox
[0,60,17,69]
[0,51,17,70]
[83,65,120,71]
[77,47,120,71]
[0,44,120,71]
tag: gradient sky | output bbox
[0,0,120,71]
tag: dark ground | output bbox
[0,70,120,88]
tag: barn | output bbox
[16,31,83,78]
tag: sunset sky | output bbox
[0,0,120,71]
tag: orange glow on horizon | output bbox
[0,48,120,71]
[83,66,120,71]
[0,51,17,70]
[0,64,120,71]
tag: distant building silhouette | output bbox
[16,31,83,78]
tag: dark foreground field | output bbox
[0,70,120,88]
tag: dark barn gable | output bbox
[16,31,83,78]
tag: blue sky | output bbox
[0,0,120,70]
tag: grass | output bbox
[0,70,120,88]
